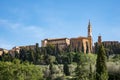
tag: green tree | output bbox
[63,62,70,76]
[94,42,98,54]
[49,63,54,74]
[86,42,89,53]
[81,42,84,53]
[35,43,41,64]
[96,45,108,80]
[28,49,35,63]
[55,44,60,55]
[46,44,55,55]
[48,63,54,80]
[75,53,89,80]
[68,52,73,64]
[89,63,95,80]
[0,60,43,80]
[19,48,27,62]
[48,55,56,64]
[14,51,19,59]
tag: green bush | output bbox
[0,59,43,80]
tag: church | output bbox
[41,21,93,53]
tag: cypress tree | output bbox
[96,44,108,80]
[95,43,98,53]
[14,51,19,59]
[35,43,40,63]
[29,49,35,63]
[63,62,70,76]
[86,42,89,53]
[1,51,5,61]
[81,42,84,53]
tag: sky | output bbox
[0,0,120,49]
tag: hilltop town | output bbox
[0,21,120,56]
[0,21,120,80]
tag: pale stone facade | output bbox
[0,51,3,56]
[41,21,93,53]
[42,38,70,50]
[0,48,8,56]
[11,45,36,53]
[12,46,21,53]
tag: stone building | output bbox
[11,46,21,53]
[0,48,8,56]
[41,21,93,53]
[94,36,120,54]
[0,48,3,56]
[8,44,37,57]
[102,41,119,47]
[41,38,70,50]
[10,44,37,54]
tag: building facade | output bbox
[0,48,8,56]
[41,21,93,53]
[102,41,119,47]
[42,38,70,50]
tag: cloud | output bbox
[0,18,72,39]
[0,19,45,38]
[0,19,20,29]
[0,19,47,49]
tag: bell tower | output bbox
[88,20,92,37]
[87,20,93,53]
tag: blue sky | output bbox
[0,0,120,49]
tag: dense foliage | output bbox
[0,59,43,80]
[0,44,120,80]
[75,53,89,80]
